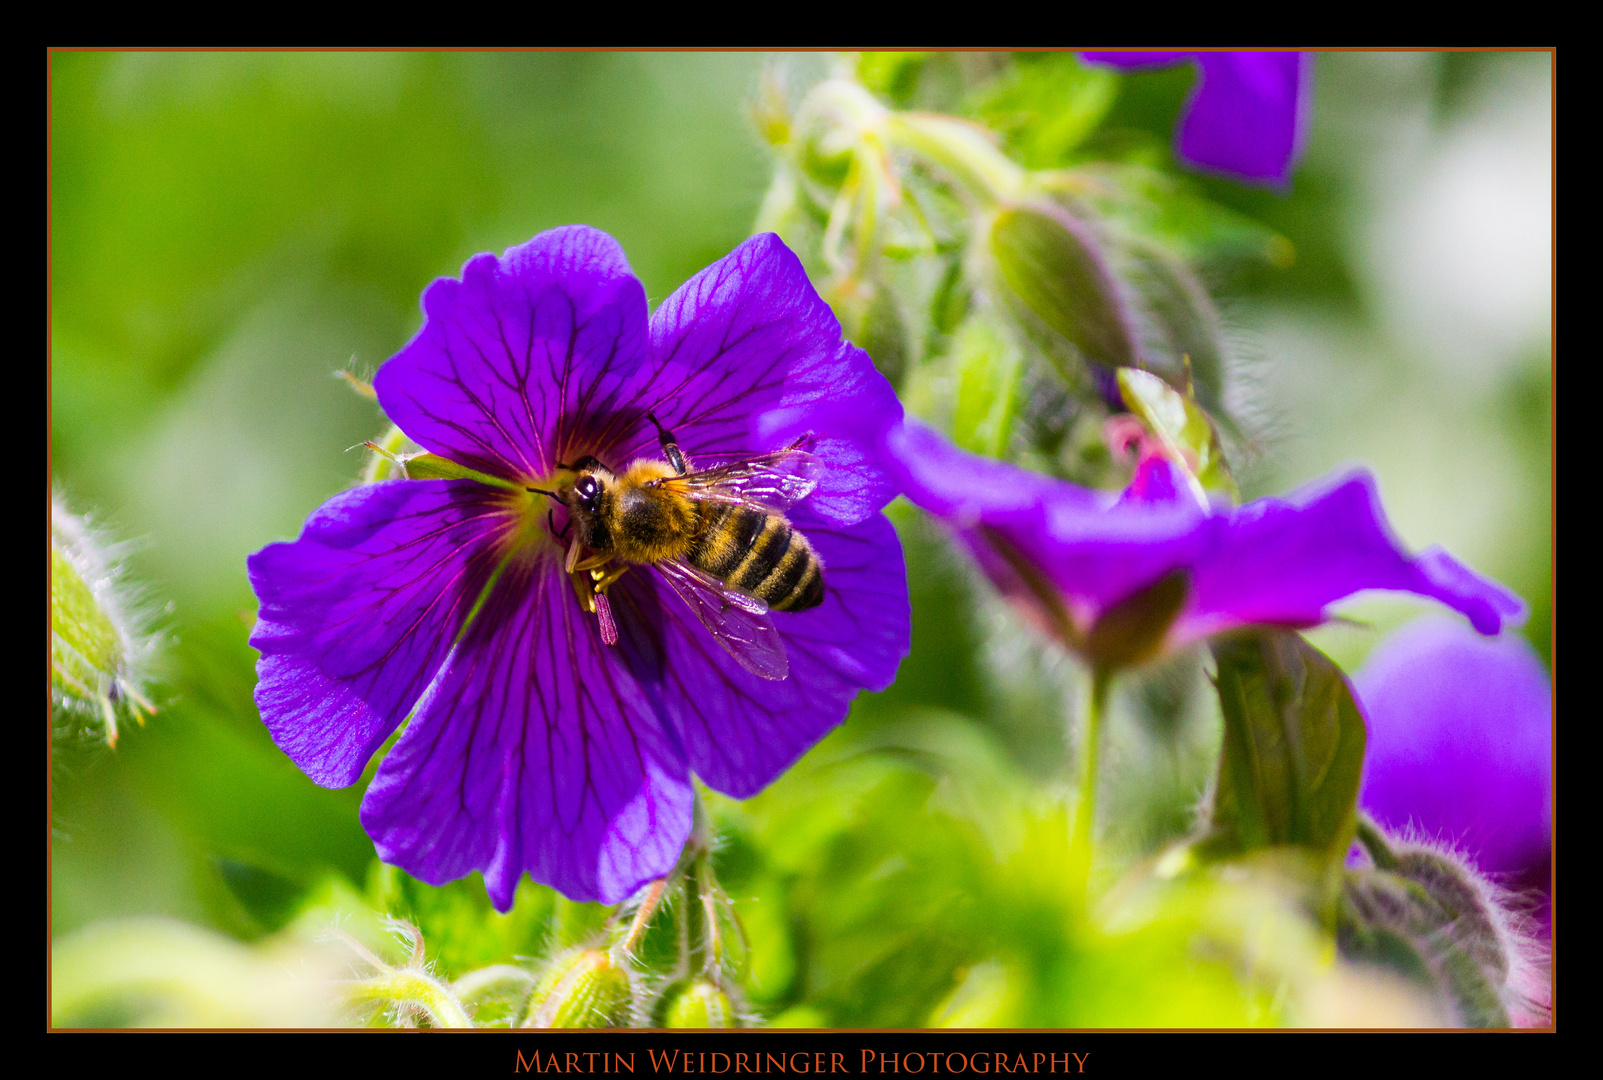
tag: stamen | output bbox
[594,591,619,646]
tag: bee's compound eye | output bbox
[576,476,601,502]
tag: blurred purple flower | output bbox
[886,420,1523,669]
[1081,51,1311,186]
[248,227,909,909]
[1354,617,1551,879]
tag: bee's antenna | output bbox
[527,487,568,505]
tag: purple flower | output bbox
[248,227,910,909]
[1354,617,1551,879]
[1080,51,1311,186]
[885,420,1523,669]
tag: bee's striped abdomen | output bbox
[689,504,824,612]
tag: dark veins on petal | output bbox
[249,479,516,788]
[360,554,693,908]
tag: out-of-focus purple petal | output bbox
[1118,454,1186,506]
[619,234,902,527]
[888,421,1525,660]
[1181,53,1309,185]
[886,418,1104,524]
[1080,51,1310,185]
[1178,471,1526,643]
[888,420,1209,635]
[1354,617,1552,876]
[248,480,514,788]
[630,508,910,798]
[375,226,651,481]
[360,557,693,909]
[1079,51,1190,69]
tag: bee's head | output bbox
[548,455,609,516]
[571,472,605,513]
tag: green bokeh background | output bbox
[49,51,1552,1025]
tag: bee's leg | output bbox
[568,569,597,613]
[571,552,613,574]
[645,410,687,476]
[589,563,630,594]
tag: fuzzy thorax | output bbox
[589,459,700,564]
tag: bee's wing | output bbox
[657,441,823,513]
[655,559,789,681]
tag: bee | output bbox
[530,414,824,681]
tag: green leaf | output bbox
[856,53,930,105]
[1118,367,1238,503]
[1208,631,1367,863]
[990,204,1138,373]
[950,310,1024,457]
[965,55,1119,168]
[1067,162,1292,266]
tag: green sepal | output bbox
[990,203,1138,373]
[1082,570,1189,671]
[1207,631,1367,868]
[1118,367,1238,503]
[401,453,519,489]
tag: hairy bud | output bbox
[660,979,737,1028]
[1343,821,1549,1027]
[521,949,632,1029]
[51,492,157,749]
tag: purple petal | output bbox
[888,420,1209,633]
[609,233,902,528]
[360,557,693,909]
[1079,51,1191,69]
[248,480,515,788]
[1118,454,1186,506]
[1354,617,1551,876]
[627,507,910,798]
[374,226,651,482]
[888,422,1525,659]
[1180,53,1309,185]
[1179,470,1527,643]
[1082,51,1310,186]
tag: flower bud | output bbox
[1340,836,1545,1027]
[51,492,156,749]
[521,949,632,1028]
[1116,367,1237,504]
[990,204,1139,384]
[660,979,737,1028]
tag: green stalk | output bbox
[1070,667,1113,901]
